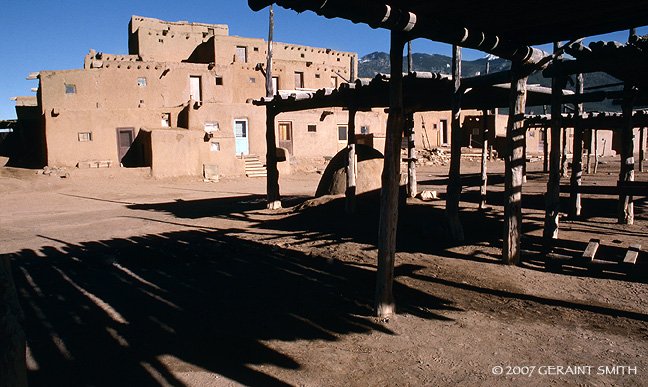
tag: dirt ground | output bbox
[1,154,647,386]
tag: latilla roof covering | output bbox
[249,0,648,64]
[254,72,565,112]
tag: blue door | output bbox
[234,119,249,155]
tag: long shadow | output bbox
[9,228,457,386]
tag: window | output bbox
[78,132,92,142]
[360,126,369,134]
[331,76,338,88]
[161,113,171,127]
[338,125,348,141]
[65,84,76,94]
[307,124,317,133]
[236,46,247,63]
[272,77,278,94]
[204,122,219,132]
[315,74,320,79]
[215,76,223,85]
[190,76,202,102]
[210,142,220,151]
[137,77,147,87]
[294,71,304,89]
[249,77,255,83]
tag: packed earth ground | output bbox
[1,154,647,386]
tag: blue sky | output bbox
[1,1,646,119]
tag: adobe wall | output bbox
[129,16,228,62]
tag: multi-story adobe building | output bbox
[16,15,515,178]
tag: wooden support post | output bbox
[266,107,281,210]
[585,128,592,174]
[522,126,528,183]
[544,42,563,241]
[569,73,584,218]
[446,45,464,241]
[406,41,416,199]
[543,126,549,173]
[594,129,599,174]
[406,114,417,198]
[640,127,645,172]
[265,6,281,210]
[479,108,489,210]
[345,108,357,214]
[376,33,405,319]
[618,84,635,224]
[561,125,569,178]
[503,62,528,265]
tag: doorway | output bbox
[116,127,135,165]
[440,119,449,145]
[278,122,293,156]
[234,119,249,155]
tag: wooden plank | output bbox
[582,239,600,261]
[623,244,641,265]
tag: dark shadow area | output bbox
[10,228,456,386]
[394,263,648,324]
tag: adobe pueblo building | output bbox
[13,16,472,178]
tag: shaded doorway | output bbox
[117,127,135,165]
[278,122,293,156]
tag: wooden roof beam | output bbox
[248,0,548,66]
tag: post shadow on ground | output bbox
[9,228,457,387]
[127,190,645,281]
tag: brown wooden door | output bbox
[117,127,135,165]
[278,122,293,156]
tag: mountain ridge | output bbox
[357,52,624,112]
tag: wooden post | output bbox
[480,60,490,210]
[543,127,549,173]
[376,33,405,319]
[594,128,599,174]
[479,108,489,210]
[561,124,569,178]
[640,127,645,172]
[345,107,357,214]
[542,104,549,173]
[522,126,528,183]
[503,61,528,265]
[569,73,584,218]
[585,129,592,174]
[265,5,274,98]
[266,107,281,210]
[406,41,417,198]
[406,114,417,198]
[544,42,563,241]
[446,45,464,241]
[618,84,635,224]
[265,6,281,210]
